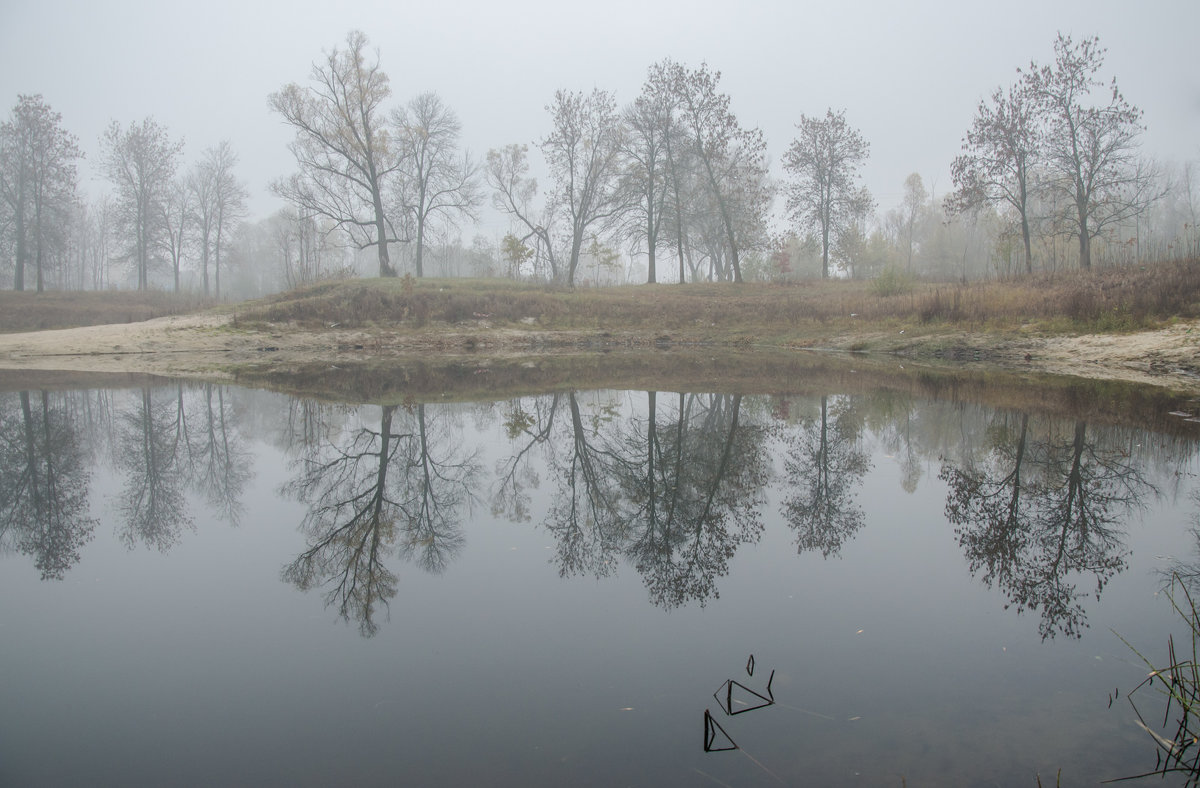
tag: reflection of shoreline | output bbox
[6,352,1200,441]
[1,304,1198,396]
[3,382,1192,642]
[231,355,1200,435]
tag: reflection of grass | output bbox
[1116,576,1200,785]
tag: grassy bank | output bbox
[231,260,1200,344]
[4,260,1198,342]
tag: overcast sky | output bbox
[2,0,1197,236]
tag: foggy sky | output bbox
[2,0,1197,233]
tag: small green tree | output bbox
[500,232,533,279]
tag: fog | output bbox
[2,0,1198,291]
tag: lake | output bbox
[2,359,1199,786]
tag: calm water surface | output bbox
[2,376,1199,786]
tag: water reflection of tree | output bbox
[282,403,480,636]
[114,388,194,551]
[109,385,254,549]
[182,384,252,525]
[941,415,1154,639]
[1158,492,1200,593]
[0,391,97,579]
[781,395,871,558]
[492,395,559,524]
[626,392,768,609]
[495,391,768,608]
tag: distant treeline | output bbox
[1,32,1196,299]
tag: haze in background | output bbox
[2,0,1196,223]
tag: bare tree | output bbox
[901,173,928,272]
[486,143,560,280]
[158,177,192,292]
[1024,34,1149,270]
[190,141,246,298]
[270,30,402,278]
[638,59,701,284]
[78,195,115,289]
[942,416,1149,639]
[622,65,681,284]
[542,88,628,286]
[390,92,481,277]
[784,109,873,279]
[99,118,183,290]
[270,207,334,287]
[0,95,82,291]
[949,80,1041,274]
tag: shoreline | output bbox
[0,312,1197,395]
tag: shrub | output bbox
[871,266,914,297]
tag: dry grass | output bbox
[233,260,1200,342]
[3,260,1198,342]
[0,289,213,333]
[911,262,1200,331]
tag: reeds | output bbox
[1114,575,1200,785]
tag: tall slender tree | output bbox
[159,177,192,292]
[270,30,402,278]
[0,95,81,291]
[391,93,480,277]
[901,173,927,272]
[641,59,696,284]
[623,64,679,284]
[949,80,1041,274]
[486,143,560,280]
[99,118,183,290]
[191,141,246,297]
[784,109,873,279]
[673,63,770,283]
[542,88,628,286]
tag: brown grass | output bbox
[3,260,1198,343]
[0,289,214,333]
[232,260,1200,341]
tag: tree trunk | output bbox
[215,221,223,300]
[567,231,584,287]
[646,206,656,284]
[821,219,831,280]
[1021,214,1033,275]
[35,233,44,293]
[371,179,395,278]
[415,212,425,278]
[705,160,742,283]
[14,208,26,291]
[414,180,427,278]
[1077,225,1091,270]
